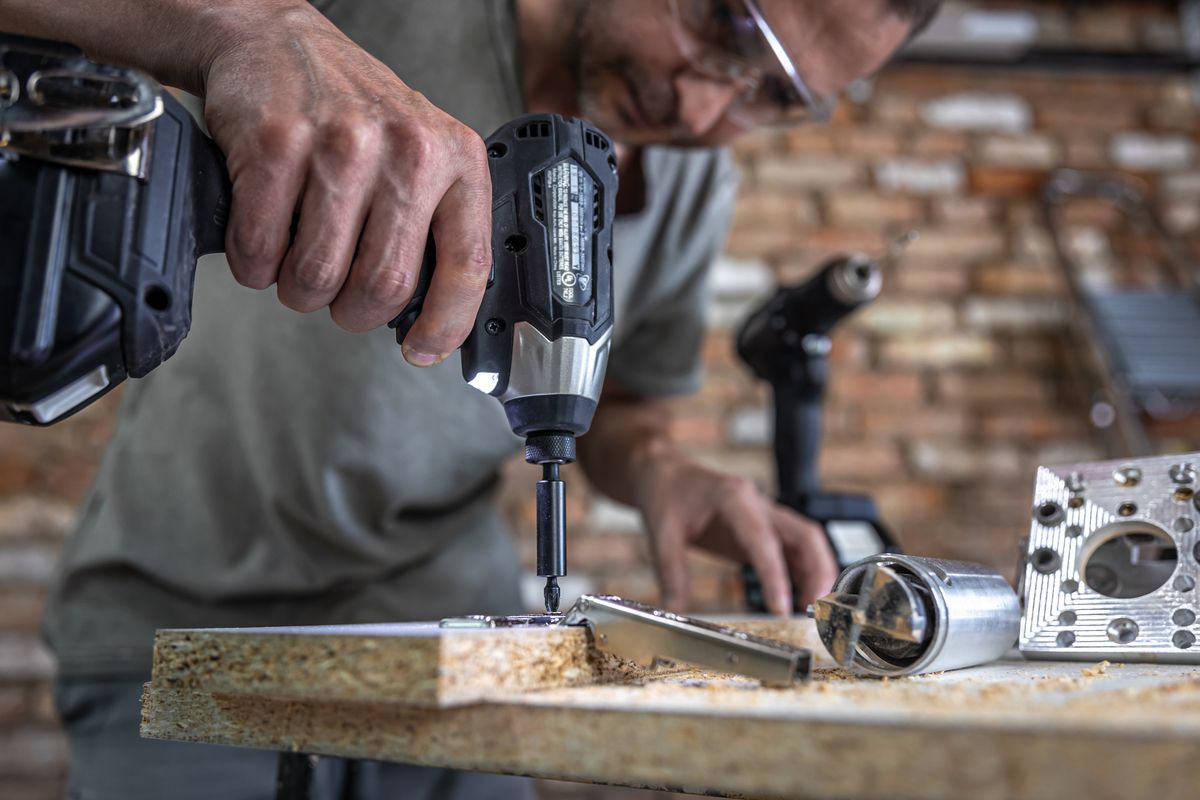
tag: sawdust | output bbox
[1081,661,1111,678]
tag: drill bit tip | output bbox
[544,576,561,613]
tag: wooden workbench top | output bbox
[140,617,1200,800]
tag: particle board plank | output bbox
[142,619,1200,799]
[149,617,826,708]
[141,661,1200,800]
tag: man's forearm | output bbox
[577,385,682,506]
[0,0,301,93]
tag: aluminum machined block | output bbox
[1019,452,1200,662]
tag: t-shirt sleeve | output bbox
[605,149,740,397]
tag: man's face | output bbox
[571,0,913,147]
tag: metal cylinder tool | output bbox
[811,555,1020,677]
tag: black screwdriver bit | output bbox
[544,576,561,614]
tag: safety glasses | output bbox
[668,0,836,129]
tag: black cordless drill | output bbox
[736,251,905,611]
[0,33,618,613]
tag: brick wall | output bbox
[3,2,1200,796]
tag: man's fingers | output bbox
[773,507,838,609]
[329,192,431,332]
[720,480,793,616]
[276,123,379,313]
[649,513,691,612]
[223,122,309,290]
[399,137,492,366]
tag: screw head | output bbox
[1113,466,1142,488]
[1170,463,1197,485]
[1066,472,1086,493]
[484,318,504,336]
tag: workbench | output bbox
[140,617,1200,800]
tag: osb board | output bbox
[142,659,1200,800]
[149,618,826,708]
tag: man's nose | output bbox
[674,72,746,137]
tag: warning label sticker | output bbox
[544,159,594,306]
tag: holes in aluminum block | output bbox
[1081,522,1178,599]
[1061,579,1079,594]
[1173,608,1196,627]
[1031,548,1061,575]
[1106,618,1139,645]
[1173,630,1196,650]
[1175,575,1197,593]
[1056,631,1076,647]
[1034,501,1065,527]
[1118,502,1138,517]
[1175,487,1196,503]
[1059,610,1077,625]
[1174,517,1195,533]
[1066,525,1083,538]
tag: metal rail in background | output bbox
[1042,170,1200,458]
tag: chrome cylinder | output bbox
[827,555,1020,677]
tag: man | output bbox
[3,0,940,797]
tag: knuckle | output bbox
[399,125,441,175]
[289,254,345,297]
[455,126,488,170]
[229,226,281,282]
[457,243,493,283]
[255,117,312,162]
[723,475,759,503]
[322,117,380,168]
[362,264,417,307]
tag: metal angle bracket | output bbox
[1019,452,1200,663]
[442,594,812,686]
[561,595,810,686]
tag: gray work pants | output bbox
[54,679,537,800]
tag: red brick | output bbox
[910,131,970,158]
[783,127,839,155]
[838,127,903,157]
[937,372,1050,406]
[907,228,1008,264]
[974,263,1065,295]
[818,439,906,482]
[825,193,924,227]
[828,371,926,406]
[732,190,821,230]
[860,408,972,439]
[873,481,949,522]
[891,263,971,296]
[931,197,998,226]
[880,335,999,369]
[969,167,1047,196]
[852,299,956,334]
[980,410,1086,442]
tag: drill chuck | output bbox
[827,255,883,307]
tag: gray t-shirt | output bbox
[43,0,739,677]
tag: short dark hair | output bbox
[886,0,944,39]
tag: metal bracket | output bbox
[563,595,810,686]
[442,594,811,686]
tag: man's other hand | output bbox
[631,452,838,616]
[203,4,492,366]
